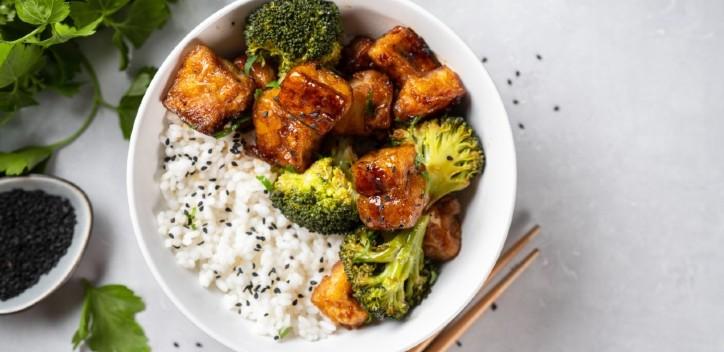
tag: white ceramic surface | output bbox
[126,0,516,351]
[0,174,93,315]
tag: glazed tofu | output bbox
[312,262,369,329]
[353,145,428,230]
[278,63,352,135]
[339,36,375,75]
[368,26,440,85]
[333,70,393,136]
[163,44,255,135]
[253,88,321,172]
[233,54,277,89]
[423,197,462,261]
[394,66,466,121]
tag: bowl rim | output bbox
[127,0,517,350]
[0,173,94,315]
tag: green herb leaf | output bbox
[72,280,150,352]
[0,145,53,176]
[110,0,170,69]
[254,88,262,99]
[243,54,257,76]
[256,175,273,191]
[15,0,70,25]
[265,80,280,89]
[39,41,84,96]
[364,89,374,118]
[185,207,197,230]
[69,0,130,27]
[111,30,129,70]
[117,66,156,139]
[0,0,15,25]
[0,43,43,88]
[213,115,250,139]
[0,89,36,124]
[277,326,292,340]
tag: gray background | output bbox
[1,0,722,351]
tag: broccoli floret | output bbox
[244,0,343,75]
[393,116,485,206]
[269,158,359,234]
[341,215,438,320]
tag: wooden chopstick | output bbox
[424,249,540,352]
[408,225,541,352]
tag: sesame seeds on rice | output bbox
[157,115,342,341]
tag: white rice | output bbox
[156,115,342,341]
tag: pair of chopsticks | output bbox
[408,225,541,352]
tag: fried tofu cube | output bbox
[339,36,375,75]
[312,261,368,329]
[353,145,428,230]
[253,88,321,172]
[233,54,277,89]
[368,26,440,85]
[423,196,462,261]
[333,70,393,136]
[394,66,466,121]
[163,44,255,135]
[278,63,352,135]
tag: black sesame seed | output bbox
[274,288,281,294]
[481,57,487,63]
[201,166,207,171]
[196,342,203,348]
[210,178,217,182]
[536,53,543,60]
[226,223,232,227]
[491,302,498,311]
[507,79,512,85]
[554,105,560,111]
[292,299,298,306]
[274,336,279,340]
[165,138,170,146]
[208,148,213,154]
[298,294,304,299]
[170,218,175,223]
[518,123,525,130]
[515,70,521,77]
[252,272,259,277]
[310,280,317,285]
[173,342,179,348]
[226,207,232,212]
[456,340,463,347]
[236,302,242,307]
[284,264,290,269]
[513,99,519,105]
[206,161,212,166]
[446,155,453,161]
[198,241,205,245]
[318,268,324,273]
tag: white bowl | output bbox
[0,174,93,315]
[127,0,516,351]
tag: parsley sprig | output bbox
[0,0,174,176]
[72,280,150,352]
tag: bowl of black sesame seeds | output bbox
[0,174,93,314]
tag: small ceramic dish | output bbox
[0,174,93,314]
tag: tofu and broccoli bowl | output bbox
[135,0,514,347]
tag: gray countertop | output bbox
[1,0,723,351]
